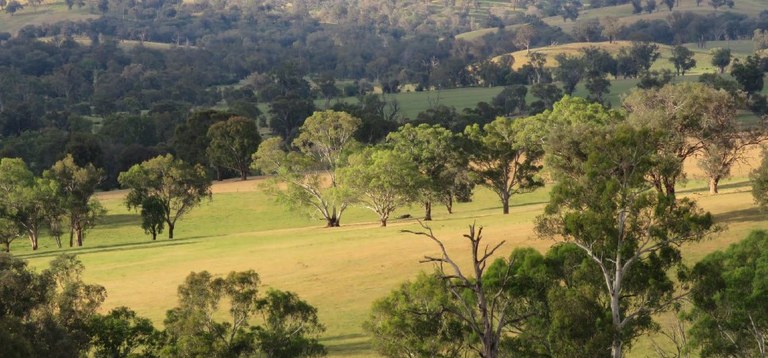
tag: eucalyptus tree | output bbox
[252,110,361,227]
[385,124,465,221]
[118,154,212,239]
[538,123,716,358]
[339,147,423,226]
[464,117,544,214]
[43,155,105,247]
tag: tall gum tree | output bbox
[253,110,361,227]
[118,154,212,239]
[537,123,716,358]
[385,124,462,221]
[465,117,544,214]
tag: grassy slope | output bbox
[0,1,97,34]
[457,0,766,42]
[13,149,768,356]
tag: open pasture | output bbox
[13,145,768,356]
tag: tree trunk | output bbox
[168,222,175,239]
[69,228,74,247]
[424,201,432,221]
[709,176,720,194]
[445,194,453,214]
[4,242,9,252]
[28,232,38,251]
[380,218,387,227]
[76,228,84,247]
[151,231,157,240]
[325,216,340,227]
[240,170,247,181]
[502,192,510,214]
[611,338,623,358]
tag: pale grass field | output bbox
[10,146,767,356]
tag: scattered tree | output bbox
[43,155,105,247]
[339,147,422,226]
[710,48,732,74]
[206,116,262,181]
[253,111,361,227]
[118,154,212,239]
[465,117,544,214]
[668,45,697,76]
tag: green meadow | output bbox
[12,151,768,356]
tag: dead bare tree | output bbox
[405,221,512,358]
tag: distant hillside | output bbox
[0,1,97,35]
[458,0,767,41]
[497,40,754,74]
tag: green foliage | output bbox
[43,155,105,247]
[385,123,465,220]
[687,230,768,357]
[750,151,768,211]
[118,154,212,239]
[89,307,159,358]
[162,270,326,358]
[731,54,765,94]
[710,48,732,73]
[464,117,544,214]
[339,147,423,226]
[253,110,361,227]
[538,123,716,357]
[363,272,466,357]
[668,46,697,76]
[139,196,165,241]
[173,110,233,168]
[0,253,106,357]
[206,116,261,180]
[254,289,327,358]
[624,82,738,197]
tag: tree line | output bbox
[363,83,768,358]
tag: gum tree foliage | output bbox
[43,155,105,247]
[537,123,715,358]
[0,158,55,250]
[206,116,262,181]
[750,151,768,212]
[365,240,619,357]
[338,147,423,226]
[162,270,326,358]
[687,230,768,357]
[385,124,465,221]
[118,154,212,239]
[623,82,739,197]
[404,224,553,358]
[464,117,544,215]
[710,48,732,74]
[89,307,159,358]
[363,271,468,357]
[0,253,106,358]
[252,110,361,227]
[668,46,697,76]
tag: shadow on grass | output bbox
[16,239,196,260]
[677,180,751,194]
[323,334,371,356]
[715,206,764,224]
[98,214,140,228]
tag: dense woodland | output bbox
[3,0,768,357]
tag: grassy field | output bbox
[457,0,767,43]
[0,1,97,34]
[11,146,768,356]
